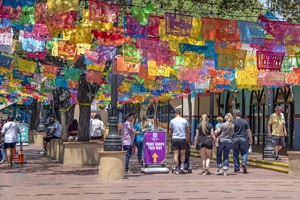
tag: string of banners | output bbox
[0,0,299,105]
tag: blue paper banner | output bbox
[238,21,265,44]
[0,55,14,69]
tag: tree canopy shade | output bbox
[132,0,264,21]
[268,0,300,23]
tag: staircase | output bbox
[0,103,31,124]
[190,148,289,173]
[0,101,17,111]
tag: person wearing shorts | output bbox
[194,114,215,175]
[268,105,287,160]
[40,117,62,155]
[1,117,21,167]
[169,109,190,173]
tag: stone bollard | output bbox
[287,151,300,176]
[98,151,126,181]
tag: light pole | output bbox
[104,60,122,151]
[264,87,274,158]
[37,102,46,132]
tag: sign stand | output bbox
[15,123,28,165]
[141,128,169,174]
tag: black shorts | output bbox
[44,135,59,142]
[4,142,17,149]
[172,139,187,151]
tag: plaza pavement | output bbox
[0,144,299,200]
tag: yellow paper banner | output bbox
[82,9,113,31]
[18,59,36,74]
[148,60,170,77]
[159,18,203,45]
[183,52,205,69]
[47,0,78,15]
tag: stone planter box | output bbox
[33,132,45,146]
[50,139,60,160]
[59,140,64,163]
[62,142,104,166]
[28,130,35,143]
[287,151,300,176]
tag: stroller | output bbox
[171,142,192,174]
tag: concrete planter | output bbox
[28,130,35,143]
[33,132,45,146]
[50,139,60,160]
[99,151,126,180]
[62,142,104,166]
[287,151,300,176]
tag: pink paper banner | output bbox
[256,51,285,71]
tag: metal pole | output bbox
[210,93,214,124]
[264,87,275,158]
[37,102,46,132]
[104,60,122,151]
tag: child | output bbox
[214,116,224,147]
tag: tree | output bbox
[132,0,264,21]
[268,0,300,23]
[75,55,100,142]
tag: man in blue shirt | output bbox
[40,117,62,155]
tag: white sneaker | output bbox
[215,169,223,175]
[0,159,5,163]
[40,150,46,155]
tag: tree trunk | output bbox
[77,105,91,142]
[232,92,238,112]
[29,99,41,130]
[75,55,99,142]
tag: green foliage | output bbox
[131,0,264,21]
[268,0,300,23]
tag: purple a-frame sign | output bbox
[143,130,166,165]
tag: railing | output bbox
[0,105,30,124]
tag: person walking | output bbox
[1,116,21,167]
[268,105,287,160]
[232,110,253,174]
[122,113,139,173]
[0,119,6,163]
[194,114,215,175]
[215,113,234,176]
[169,109,190,173]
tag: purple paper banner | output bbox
[165,12,192,36]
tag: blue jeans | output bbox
[1,146,6,160]
[123,145,132,172]
[232,137,249,171]
[216,140,232,170]
[135,141,144,162]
